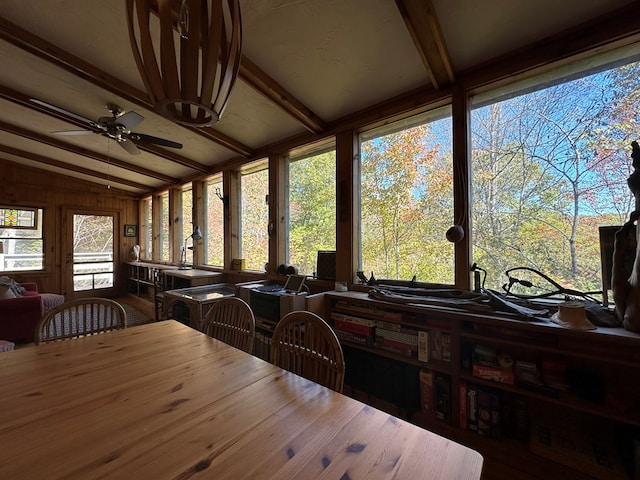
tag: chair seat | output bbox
[41,293,65,312]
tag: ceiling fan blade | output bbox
[116,111,144,130]
[129,132,183,149]
[30,98,94,125]
[51,129,95,136]
[117,138,141,155]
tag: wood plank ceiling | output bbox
[0,0,637,194]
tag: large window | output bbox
[141,197,152,260]
[180,186,194,265]
[204,175,224,267]
[470,48,640,297]
[287,141,336,276]
[239,160,269,271]
[158,191,170,262]
[0,206,44,271]
[359,107,454,284]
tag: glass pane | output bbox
[204,177,224,267]
[240,162,269,271]
[0,207,44,272]
[159,192,170,262]
[181,187,194,265]
[73,214,113,292]
[288,145,336,276]
[142,197,153,260]
[470,58,639,298]
[360,107,454,284]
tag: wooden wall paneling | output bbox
[0,159,138,295]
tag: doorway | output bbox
[63,210,118,298]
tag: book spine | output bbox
[333,318,374,336]
[334,330,373,347]
[459,381,467,429]
[331,311,377,327]
[419,369,435,421]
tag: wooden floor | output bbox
[115,295,155,321]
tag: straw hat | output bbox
[551,300,596,330]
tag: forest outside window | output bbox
[287,140,336,276]
[359,107,454,285]
[179,185,194,266]
[239,160,269,271]
[204,175,224,267]
[141,196,152,260]
[158,191,170,262]
[0,206,44,272]
[470,44,640,299]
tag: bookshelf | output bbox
[323,290,640,480]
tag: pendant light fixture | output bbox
[126,0,242,127]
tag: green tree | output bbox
[288,151,336,275]
[361,122,453,282]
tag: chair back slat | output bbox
[203,297,256,354]
[270,311,345,393]
[35,298,127,345]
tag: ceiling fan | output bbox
[31,100,183,155]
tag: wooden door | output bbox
[62,209,118,298]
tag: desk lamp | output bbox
[179,226,202,270]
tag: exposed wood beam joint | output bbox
[395,0,455,90]
[239,56,327,134]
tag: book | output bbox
[476,387,492,437]
[467,384,478,432]
[334,329,373,347]
[418,330,429,362]
[434,373,451,424]
[459,381,467,429]
[331,311,377,327]
[333,318,374,336]
[419,369,435,420]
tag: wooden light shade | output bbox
[126,0,242,126]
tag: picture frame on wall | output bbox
[124,224,137,237]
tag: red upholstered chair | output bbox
[0,283,45,342]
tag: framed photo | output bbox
[124,224,137,237]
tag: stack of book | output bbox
[374,320,419,358]
[331,311,375,346]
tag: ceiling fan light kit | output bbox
[126,0,242,127]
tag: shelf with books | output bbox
[322,290,640,480]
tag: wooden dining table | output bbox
[0,320,483,479]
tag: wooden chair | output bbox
[270,310,345,393]
[202,297,256,353]
[35,298,127,345]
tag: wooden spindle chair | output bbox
[270,310,345,393]
[202,297,256,353]
[35,298,127,345]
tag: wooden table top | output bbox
[0,321,483,479]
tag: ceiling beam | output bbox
[239,56,327,134]
[0,119,179,184]
[395,0,455,90]
[0,143,150,191]
[0,84,209,174]
[0,16,254,158]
